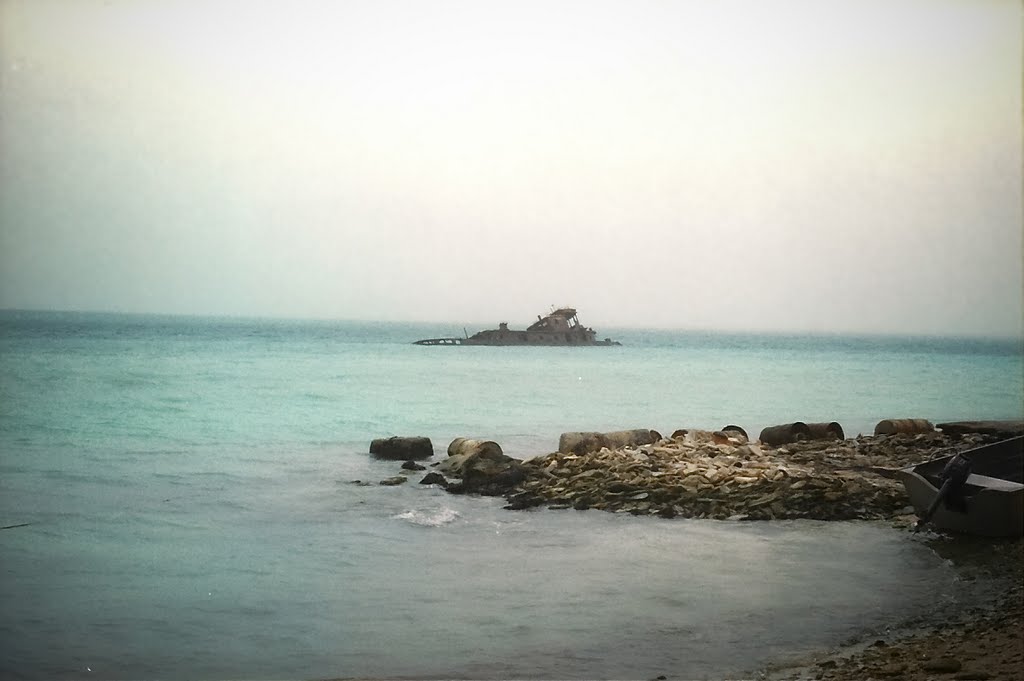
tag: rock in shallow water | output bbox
[369,436,433,461]
[439,437,527,496]
[420,472,448,487]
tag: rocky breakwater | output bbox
[501,429,997,520]
[506,431,902,519]
[371,426,1007,521]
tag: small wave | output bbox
[394,507,460,527]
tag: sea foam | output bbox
[393,507,461,527]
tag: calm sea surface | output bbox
[1,311,1022,680]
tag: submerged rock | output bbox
[420,472,448,487]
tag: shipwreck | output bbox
[414,307,620,346]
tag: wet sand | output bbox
[760,538,1023,681]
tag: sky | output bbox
[1,0,1021,336]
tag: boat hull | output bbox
[896,436,1024,537]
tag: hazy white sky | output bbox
[1,0,1021,335]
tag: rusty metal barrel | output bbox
[447,437,504,458]
[558,432,606,454]
[806,422,845,441]
[558,429,660,455]
[670,428,722,444]
[721,425,749,440]
[440,437,511,478]
[874,419,934,436]
[758,422,811,446]
[596,429,660,450]
[713,428,749,445]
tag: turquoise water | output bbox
[1,310,1021,679]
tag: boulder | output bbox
[440,437,526,495]
[369,436,433,461]
[378,476,408,486]
[401,460,426,471]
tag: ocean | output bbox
[1,310,1022,680]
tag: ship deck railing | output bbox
[413,337,465,346]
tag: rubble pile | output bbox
[374,425,1015,523]
[505,431,919,520]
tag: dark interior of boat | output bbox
[917,436,1024,486]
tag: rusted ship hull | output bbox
[414,308,620,347]
[415,335,620,346]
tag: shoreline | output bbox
[504,431,1023,680]
[758,536,1023,681]
[385,422,1024,680]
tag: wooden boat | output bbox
[414,308,620,346]
[895,436,1023,536]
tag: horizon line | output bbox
[2,306,1022,343]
